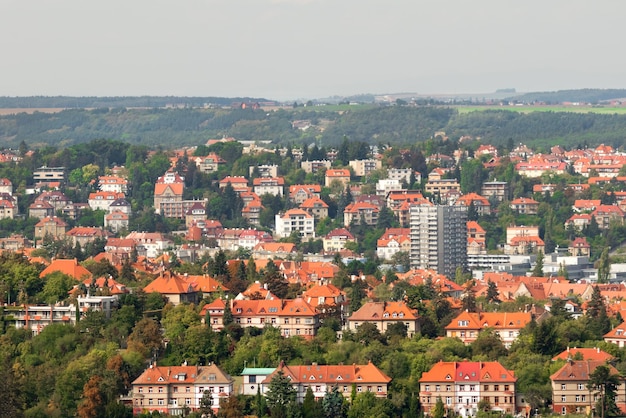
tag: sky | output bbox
[0,0,624,101]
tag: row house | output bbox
[349,159,382,178]
[194,153,226,173]
[322,228,356,253]
[419,361,518,417]
[348,301,420,337]
[275,209,315,239]
[445,311,532,348]
[343,201,379,227]
[200,297,320,338]
[376,227,410,260]
[263,361,392,401]
[98,175,128,193]
[289,184,321,204]
[456,193,491,216]
[510,197,539,215]
[253,177,285,197]
[300,160,331,174]
[550,360,626,415]
[131,364,234,415]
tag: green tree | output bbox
[199,390,214,418]
[432,396,445,418]
[265,370,297,418]
[588,364,621,418]
[322,385,346,418]
[596,247,610,284]
[532,251,544,277]
[485,281,500,304]
[302,387,323,418]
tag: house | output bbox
[445,311,532,348]
[467,221,486,255]
[348,301,420,337]
[425,178,460,200]
[481,181,509,202]
[573,199,601,213]
[98,175,128,193]
[8,304,78,335]
[238,229,273,250]
[376,228,411,260]
[33,166,66,185]
[241,195,264,226]
[194,153,226,173]
[322,228,355,253]
[300,160,331,174]
[515,161,567,178]
[240,368,276,396]
[0,177,12,195]
[343,201,379,227]
[39,258,92,280]
[249,164,279,178]
[592,205,624,229]
[154,176,184,217]
[419,361,518,417]
[550,360,626,415]
[324,169,351,188]
[184,202,206,228]
[569,237,591,257]
[552,347,614,362]
[253,177,285,197]
[604,321,626,348]
[289,184,322,204]
[131,363,234,415]
[263,361,391,401]
[510,197,539,215]
[300,196,329,219]
[28,201,55,220]
[456,193,491,216]
[349,159,382,177]
[219,176,249,193]
[275,209,315,239]
[34,216,69,242]
[105,211,130,233]
[125,232,174,258]
[565,213,592,231]
[142,272,199,306]
[88,191,126,212]
[65,227,111,247]
[302,282,347,310]
[0,197,15,219]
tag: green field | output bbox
[454,105,626,115]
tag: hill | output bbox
[506,88,626,104]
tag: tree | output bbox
[263,260,288,299]
[586,285,611,338]
[461,280,477,312]
[532,250,544,277]
[199,390,214,418]
[302,387,323,418]
[432,396,445,418]
[223,300,233,326]
[596,247,610,284]
[77,375,103,418]
[485,281,500,304]
[217,395,244,418]
[265,370,297,418]
[322,385,346,418]
[588,364,621,418]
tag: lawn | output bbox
[454,105,626,115]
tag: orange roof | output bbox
[300,197,329,209]
[39,258,91,279]
[154,183,183,196]
[350,301,419,321]
[552,347,613,362]
[268,361,391,385]
[184,274,229,293]
[143,273,195,295]
[420,361,516,383]
[326,169,350,177]
[445,311,531,331]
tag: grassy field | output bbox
[454,105,626,115]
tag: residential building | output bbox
[325,169,351,188]
[604,321,626,347]
[467,221,486,255]
[184,202,206,228]
[0,197,15,219]
[348,301,420,337]
[34,216,69,242]
[445,311,532,348]
[349,159,382,177]
[409,204,467,277]
[388,168,416,183]
[481,181,509,202]
[300,160,331,174]
[550,360,626,415]
[219,176,249,193]
[253,177,285,197]
[28,201,55,220]
[105,210,130,233]
[65,226,111,247]
[33,166,66,185]
[125,232,174,258]
[419,361,517,417]
[39,258,92,280]
[240,368,276,395]
[249,164,279,178]
[376,179,404,197]
[263,361,392,401]
[289,184,322,204]
[98,175,128,193]
[323,228,355,253]
[456,193,491,216]
[131,364,234,415]
[275,209,315,239]
[343,201,379,227]
[510,197,539,215]
[142,272,199,306]
[194,153,226,173]
[300,197,329,219]
[376,228,411,260]
[0,177,12,195]
[592,204,624,229]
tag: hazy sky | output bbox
[1,0,624,100]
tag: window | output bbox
[561,384,566,390]
[561,395,566,402]
[173,387,178,393]
[148,387,153,393]
[357,386,362,392]
[219,387,224,393]
[494,385,499,391]
[472,396,478,403]
[284,318,289,324]
[446,397,452,406]
[494,397,499,405]
[377,386,382,392]
[158,399,164,406]
[483,385,488,391]
[578,383,584,390]
[504,385,509,391]
[562,407,567,415]
[148,399,153,405]
[158,387,163,393]
[186,387,191,393]
[576,395,580,402]
[138,387,143,393]
[446,385,451,392]
[436,385,440,392]
[249,376,257,384]
[470,385,475,391]
[186,398,191,405]
[458,320,468,326]
[458,397,463,403]
[582,395,586,402]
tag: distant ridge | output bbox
[0,96,273,109]
[506,89,626,104]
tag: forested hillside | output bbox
[2,105,626,150]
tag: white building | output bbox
[275,209,315,239]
